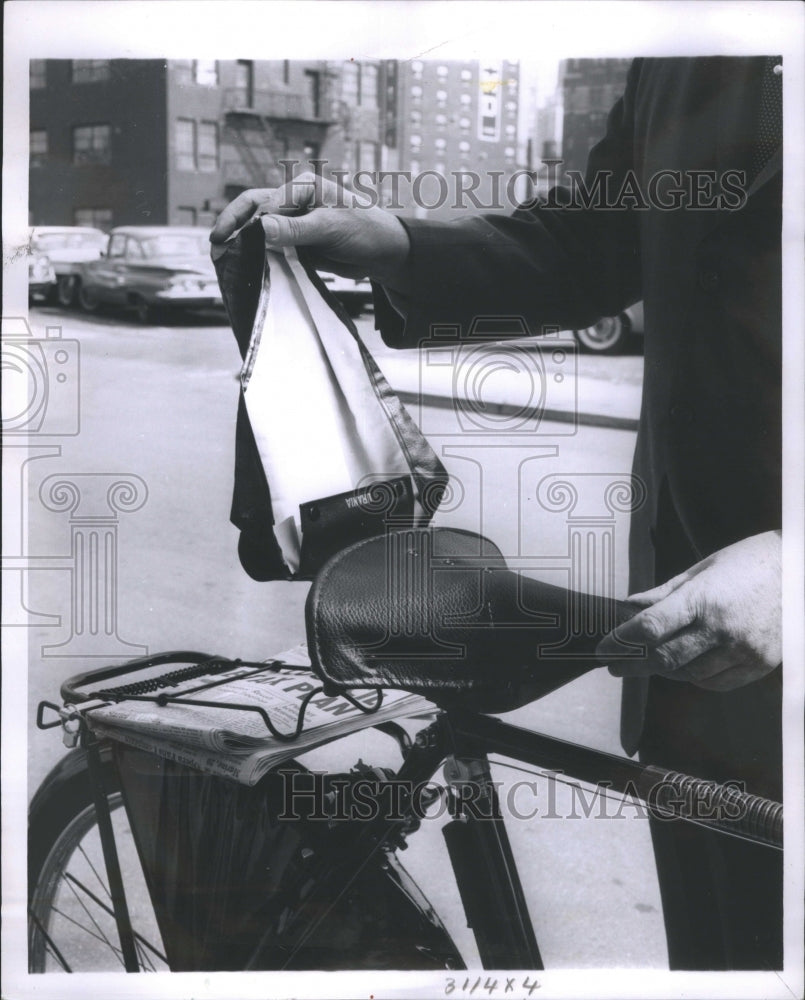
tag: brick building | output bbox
[28,58,372,229]
[29,57,525,228]
[380,58,522,219]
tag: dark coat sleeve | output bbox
[377,60,644,348]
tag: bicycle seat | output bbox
[306,528,638,712]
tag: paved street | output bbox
[18,303,665,968]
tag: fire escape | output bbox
[222,80,338,195]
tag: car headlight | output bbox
[29,255,53,281]
[168,275,206,293]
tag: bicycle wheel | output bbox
[28,746,168,972]
[30,744,465,972]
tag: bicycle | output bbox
[28,528,784,973]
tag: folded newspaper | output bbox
[86,644,434,786]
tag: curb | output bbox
[396,391,640,433]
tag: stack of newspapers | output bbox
[86,644,434,786]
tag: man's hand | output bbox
[209,172,411,293]
[597,530,781,691]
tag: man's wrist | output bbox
[369,215,412,294]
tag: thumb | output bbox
[260,209,337,249]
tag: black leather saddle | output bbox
[306,528,638,712]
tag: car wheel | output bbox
[56,275,77,308]
[131,296,154,324]
[574,314,630,355]
[77,281,100,313]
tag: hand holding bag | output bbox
[213,220,447,580]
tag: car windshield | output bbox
[139,234,208,258]
[33,232,107,251]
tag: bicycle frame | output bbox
[37,688,782,973]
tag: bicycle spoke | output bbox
[49,902,124,962]
[76,840,114,902]
[61,877,125,964]
[63,872,167,964]
[135,936,158,972]
[28,910,72,972]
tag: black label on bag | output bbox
[298,477,415,578]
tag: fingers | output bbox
[606,623,716,678]
[597,586,696,658]
[259,208,342,250]
[210,189,274,243]
[210,173,354,244]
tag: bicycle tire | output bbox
[29,744,465,972]
[28,745,169,972]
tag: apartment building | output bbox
[29,57,526,228]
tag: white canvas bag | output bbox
[239,246,445,575]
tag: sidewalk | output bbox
[362,325,642,432]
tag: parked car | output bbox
[29,226,108,306]
[76,226,223,322]
[27,248,56,303]
[573,301,644,354]
[319,272,373,317]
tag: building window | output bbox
[30,60,47,89]
[505,123,517,137]
[198,121,218,172]
[74,207,112,230]
[436,65,449,79]
[360,64,378,107]
[435,113,447,127]
[460,69,472,83]
[30,129,48,166]
[304,141,320,163]
[177,206,197,225]
[73,124,111,165]
[71,60,111,84]
[459,116,471,131]
[436,89,447,107]
[305,70,321,117]
[194,60,218,86]
[411,61,423,79]
[458,140,471,153]
[357,140,377,172]
[410,109,422,124]
[410,85,422,100]
[176,118,196,171]
[460,93,472,106]
[174,60,193,85]
[234,60,254,108]
[342,62,360,106]
[435,137,447,152]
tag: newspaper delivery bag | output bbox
[212,219,447,580]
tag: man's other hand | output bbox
[209,172,411,293]
[597,530,782,691]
